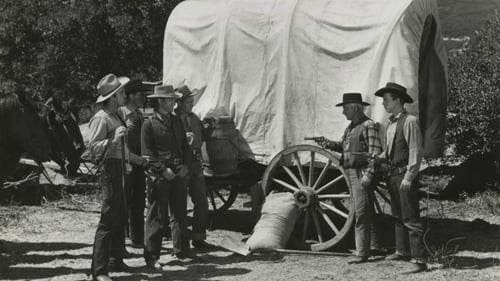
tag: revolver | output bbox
[304,136,325,142]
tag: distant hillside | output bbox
[438,0,500,37]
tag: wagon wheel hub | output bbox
[294,187,317,208]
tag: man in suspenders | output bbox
[374,82,427,273]
[317,93,383,264]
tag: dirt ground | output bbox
[1,191,500,281]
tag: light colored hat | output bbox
[96,74,130,103]
[147,85,182,99]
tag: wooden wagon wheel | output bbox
[206,183,239,214]
[261,144,354,251]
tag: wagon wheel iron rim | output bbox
[262,144,355,251]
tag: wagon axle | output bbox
[294,187,318,208]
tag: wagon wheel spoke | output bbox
[293,151,307,185]
[320,201,349,219]
[316,175,344,194]
[308,151,315,186]
[311,209,324,243]
[371,191,383,214]
[317,207,340,235]
[317,193,350,199]
[213,189,227,203]
[374,184,391,204]
[272,178,300,193]
[208,189,217,210]
[282,165,304,189]
[312,160,332,190]
[302,209,310,241]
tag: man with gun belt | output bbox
[308,92,383,264]
[373,82,427,273]
[141,84,192,270]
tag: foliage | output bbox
[0,0,183,105]
[447,12,500,157]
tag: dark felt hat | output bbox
[374,82,413,103]
[335,93,370,107]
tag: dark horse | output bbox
[0,91,51,184]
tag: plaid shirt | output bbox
[331,118,382,181]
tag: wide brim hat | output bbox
[335,93,370,107]
[374,82,413,103]
[176,84,207,102]
[124,79,154,95]
[96,74,130,103]
[147,84,182,99]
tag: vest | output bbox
[343,118,370,168]
[389,112,409,167]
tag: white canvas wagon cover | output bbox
[163,0,448,164]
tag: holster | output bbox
[146,174,159,204]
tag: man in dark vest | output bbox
[374,82,427,273]
[141,85,192,269]
[317,93,383,264]
[174,84,216,249]
[118,79,147,248]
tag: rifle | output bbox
[304,136,325,142]
[351,152,377,159]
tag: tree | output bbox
[0,0,183,105]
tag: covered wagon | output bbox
[163,0,448,250]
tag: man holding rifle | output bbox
[312,93,383,264]
[88,74,147,281]
[141,85,192,269]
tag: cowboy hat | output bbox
[96,74,130,103]
[374,82,413,103]
[147,85,182,99]
[335,93,370,107]
[176,85,207,102]
[124,79,151,95]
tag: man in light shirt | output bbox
[374,82,426,273]
[88,74,146,281]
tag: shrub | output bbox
[446,13,500,157]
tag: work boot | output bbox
[145,259,162,270]
[385,253,411,261]
[347,256,369,264]
[93,275,112,281]
[370,247,387,256]
[402,259,428,274]
[108,259,133,272]
[192,240,213,249]
[174,250,196,262]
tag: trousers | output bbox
[346,168,378,257]
[386,172,425,258]
[128,164,145,245]
[144,176,189,262]
[187,161,209,241]
[91,159,128,276]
